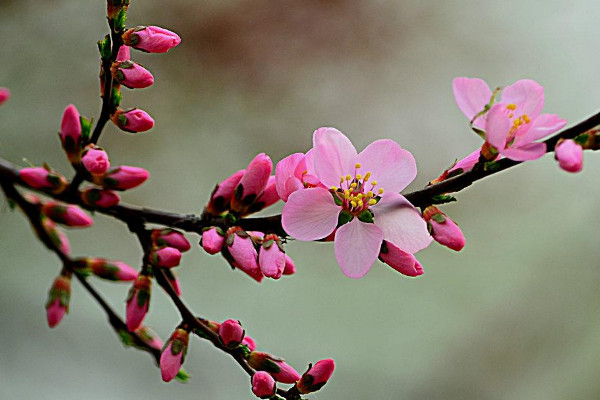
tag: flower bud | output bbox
[251,371,276,399]
[116,45,131,61]
[163,268,182,296]
[134,326,163,351]
[112,108,154,133]
[205,169,245,215]
[555,139,583,173]
[219,319,245,348]
[60,104,83,163]
[76,257,137,281]
[151,229,191,252]
[423,206,465,251]
[112,61,154,89]
[150,246,182,268]
[225,227,263,282]
[46,274,71,328]
[283,254,296,275]
[160,328,189,382]
[107,0,128,19]
[243,335,257,352]
[81,145,110,175]
[126,274,152,331]
[259,234,285,279]
[231,154,273,214]
[20,167,68,194]
[198,318,221,334]
[0,87,10,106]
[80,188,120,208]
[123,26,181,53]
[41,217,71,255]
[201,227,225,254]
[297,359,335,394]
[248,352,301,384]
[379,241,423,277]
[93,165,149,190]
[41,202,93,228]
[246,176,280,214]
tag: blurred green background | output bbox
[2,1,600,399]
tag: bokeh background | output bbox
[2,1,600,399]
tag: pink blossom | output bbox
[252,371,277,398]
[243,335,256,351]
[423,206,466,251]
[283,254,296,275]
[453,78,566,161]
[124,26,182,53]
[225,227,263,282]
[151,229,191,252]
[280,127,432,278]
[0,87,10,105]
[297,359,335,394]
[160,329,189,382]
[126,275,152,331]
[112,61,154,89]
[206,169,245,214]
[134,326,163,350]
[93,165,149,190]
[81,146,110,175]
[219,319,245,348]
[248,352,301,384]
[113,108,154,133]
[80,188,120,208]
[83,258,137,281]
[201,227,225,254]
[151,247,182,268]
[275,150,321,201]
[19,167,68,193]
[555,139,583,173]
[258,234,286,279]
[41,202,93,227]
[116,45,131,61]
[45,274,71,328]
[231,153,273,214]
[379,241,423,277]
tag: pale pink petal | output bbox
[282,188,340,241]
[303,148,317,176]
[448,149,482,173]
[513,114,567,146]
[372,193,432,253]
[334,219,383,279]
[357,139,417,192]
[452,77,493,128]
[275,153,305,202]
[501,142,547,161]
[501,79,544,119]
[484,103,511,150]
[312,127,358,187]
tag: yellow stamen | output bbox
[356,174,363,180]
[368,199,377,205]
[358,200,364,207]
[340,177,344,184]
[522,114,530,123]
[506,103,517,110]
[345,174,352,181]
[357,193,363,199]
[350,200,357,208]
[371,181,378,186]
[364,172,371,181]
[350,182,357,189]
[367,191,374,197]
[331,186,338,191]
[378,188,384,195]
[355,163,362,168]
[344,190,350,197]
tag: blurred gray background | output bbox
[1,1,600,399]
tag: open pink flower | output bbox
[453,78,566,161]
[280,128,432,278]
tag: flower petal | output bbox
[312,127,358,188]
[357,139,417,193]
[485,103,511,150]
[334,219,383,279]
[372,192,432,253]
[501,142,547,161]
[275,153,305,202]
[513,114,567,147]
[501,79,544,119]
[452,77,493,128]
[282,187,340,241]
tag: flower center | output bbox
[505,103,530,143]
[330,163,383,215]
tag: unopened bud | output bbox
[76,257,137,281]
[116,45,131,61]
[41,217,71,255]
[112,108,154,133]
[123,26,181,53]
[160,328,189,382]
[423,206,465,251]
[205,169,245,215]
[555,139,583,173]
[81,145,110,175]
[126,274,152,331]
[283,254,296,275]
[219,319,245,348]
[379,241,423,277]
[259,234,285,279]
[225,227,263,282]
[246,175,280,214]
[248,351,301,384]
[150,246,182,268]
[296,359,335,394]
[41,202,93,228]
[20,167,68,194]
[231,154,273,214]
[46,274,71,328]
[251,371,276,399]
[163,268,182,296]
[80,188,120,208]
[93,165,149,190]
[151,229,191,252]
[0,87,10,106]
[112,61,154,89]
[201,227,225,254]
[60,104,83,163]
[243,335,257,352]
[134,326,163,351]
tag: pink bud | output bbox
[113,108,154,133]
[555,139,583,173]
[247,176,280,214]
[231,154,273,213]
[112,61,154,89]
[297,359,335,394]
[124,26,181,53]
[160,329,189,382]
[60,105,82,161]
[243,335,257,352]
[46,274,71,328]
[40,217,71,255]
[251,371,276,399]
[283,254,296,275]
[163,268,182,296]
[151,229,191,252]
[225,227,263,282]
[19,167,68,193]
[205,169,245,214]
[259,234,285,279]
[150,246,182,268]
[379,241,423,277]
[219,319,245,348]
[201,227,225,254]
[81,146,110,175]
[126,275,152,332]
[248,352,301,384]
[116,45,131,61]
[41,202,93,227]
[0,87,10,106]
[80,188,120,208]
[423,206,465,251]
[134,326,163,350]
[94,165,150,190]
[81,258,137,281]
